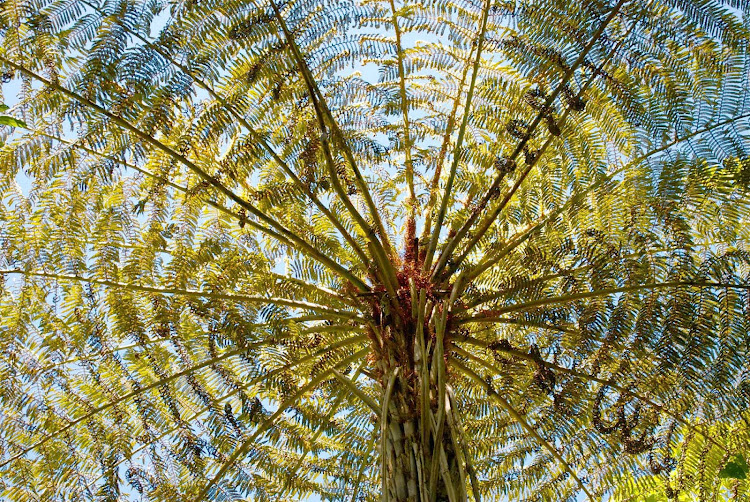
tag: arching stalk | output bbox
[78,0,372,268]
[389,0,417,218]
[0,55,370,292]
[433,0,630,281]
[266,0,398,280]
[423,0,493,272]
[461,281,750,323]
[452,341,722,450]
[0,269,363,320]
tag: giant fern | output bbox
[1,0,749,501]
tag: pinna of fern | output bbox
[0,0,749,500]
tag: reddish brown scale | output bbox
[417,243,427,264]
[404,217,417,264]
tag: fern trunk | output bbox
[378,352,466,501]
[372,277,472,502]
[380,385,464,502]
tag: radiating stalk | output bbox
[78,0,372,270]
[87,334,364,488]
[463,234,750,311]
[0,55,370,293]
[36,320,360,379]
[0,269,362,321]
[0,333,366,469]
[389,0,418,226]
[421,44,475,249]
[277,360,371,498]
[459,110,750,285]
[436,2,633,282]
[423,0,493,272]
[461,281,750,323]
[266,0,397,267]
[453,341,722,450]
[333,369,380,413]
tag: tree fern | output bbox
[1,0,749,500]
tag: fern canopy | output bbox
[1,0,749,500]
